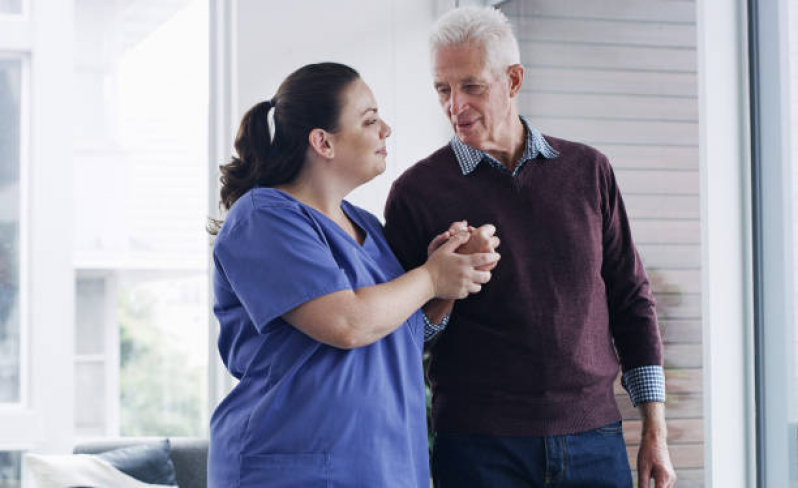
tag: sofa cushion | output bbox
[24,452,175,488]
[74,437,208,488]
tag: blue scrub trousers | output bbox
[431,421,633,488]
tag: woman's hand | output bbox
[423,231,500,299]
[427,220,469,256]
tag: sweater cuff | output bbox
[423,313,449,342]
[621,365,666,407]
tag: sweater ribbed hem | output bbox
[432,387,622,437]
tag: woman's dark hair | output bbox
[208,62,360,235]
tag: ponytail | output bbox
[220,100,273,212]
[208,62,360,236]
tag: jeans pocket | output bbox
[594,421,624,436]
[240,453,330,488]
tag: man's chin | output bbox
[456,132,485,150]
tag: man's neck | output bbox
[483,116,527,171]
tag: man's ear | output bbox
[507,64,525,98]
[308,128,334,159]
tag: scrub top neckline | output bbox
[266,187,374,250]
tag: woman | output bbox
[207,62,499,488]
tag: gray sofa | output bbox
[73,437,208,488]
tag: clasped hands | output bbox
[428,220,500,271]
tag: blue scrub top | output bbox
[208,188,429,488]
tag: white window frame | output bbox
[700,0,757,486]
[0,0,75,463]
[749,0,796,485]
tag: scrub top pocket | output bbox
[239,453,330,488]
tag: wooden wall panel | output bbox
[504,0,703,482]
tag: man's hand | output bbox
[637,402,676,488]
[456,224,500,271]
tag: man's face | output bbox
[432,43,514,151]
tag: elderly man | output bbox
[384,6,677,488]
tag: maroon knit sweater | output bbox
[383,138,662,436]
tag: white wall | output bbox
[234,0,451,219]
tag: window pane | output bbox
[73,0,209,436]
[119,272,207,436]
[0,0,22,15]
[0,59,22,404]
[75,361,106,435]
[0,451,21,488]
[503,0,703,483]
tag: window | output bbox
[73,0,209,438]
[0,451,21,488]
[0,1,21,16]
[0,56,23,406]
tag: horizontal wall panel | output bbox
[599,144,698,170]
[522,92,698,121]
[637,244,700,268]
[502,0,696,23]
[523,67,697,96]
[627,443,703,469]
[659,320,702,344]
[655,293,701,320]
[534,118,698,146]
[617,169,699,195]
[623,418,704,444]
[625,195,700,219]
[630,220,700,244]
[648,269,701,294]
[520,41,696,72]
[663,344,702,368]
[513,17,696,48]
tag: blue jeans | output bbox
[431,421,633,488]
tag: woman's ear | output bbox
[308,128,335,159]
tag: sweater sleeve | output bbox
[383,179,431,272]
[599,156,663,371]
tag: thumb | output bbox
[438,231,469,253]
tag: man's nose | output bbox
[450,91,466,116]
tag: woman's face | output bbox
[329,78,392,185]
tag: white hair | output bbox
[429,6,521,72]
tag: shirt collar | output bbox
[449,116,559,176]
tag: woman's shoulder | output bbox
[218,188,307,239]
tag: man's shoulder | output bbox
[542,133,608,165]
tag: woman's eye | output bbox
[365,119,377,126]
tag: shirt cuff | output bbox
[423,313,449,342]
[621,365,666,407]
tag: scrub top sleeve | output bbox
[214,204,352,334]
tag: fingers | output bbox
[471,269,492,284]
[476,223,496,237]
[438,230,470,252]
[638,463,651,488]
[489,236,500,249]
[467,251,501,268]
[447,220,468,234]
[427,231,451,254]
